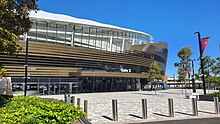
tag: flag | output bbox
[188,68,192,77]
[200,37,210,54]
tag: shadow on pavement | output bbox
[198,110,215,114]
[175,111,192,116]
[130,93,155,95]
[129,114,143,119]
[102,115,113,121]
[153,112,169,117]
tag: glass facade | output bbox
[25,19,151,53]
[12,77,138,95]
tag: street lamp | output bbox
[188,59,198,93]
[194,32,207,94]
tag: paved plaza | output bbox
[40,89,220,124]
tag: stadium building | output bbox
[1,11,168,95]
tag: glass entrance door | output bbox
[39,83,49,95]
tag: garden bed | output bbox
[199,92,220,102]
[0,95,87,124]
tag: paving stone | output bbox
[40,89,219,123]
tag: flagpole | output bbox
[194,32,206,94]
[188,71,190,90]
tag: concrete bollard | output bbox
[71,96,75,105]
[192,98,198,116]
[214,97,219,114]
[112,99,118,121]
[168,98,174,117]
[77,98,81,107]
[84,100,88,114]
[142,99,147,119]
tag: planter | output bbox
[199,95,220,102]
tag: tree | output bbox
[0,65,5,78]
[0,0,38,77]
[175,46,193,95]
[212,57,220,77]
[176,63,185,91]
[203,56,215,85]
[198,56,220,87]
[149,61,163,94]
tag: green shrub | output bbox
[0,95,12,107]
[0,96,86,124]
[208,92,220,97]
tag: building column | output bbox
[48,78,51,95]
[110,36,113,51]
[22,83,25,91]
[132,39,135,45]
[122,37,125,52]
[111,78,113,91]
[37,78,39,94]
[69,83,72,94]
[71,26,75,46]
[136,79,141,91]
[58,79,61,94]
[92,78,95,92]
[53,83,56,95]
[88,27,91,48]
[80,27,83,46]
[139,40,142,44]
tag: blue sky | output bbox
[37,0,220,77]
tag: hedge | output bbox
[208,91,220,97]
[0,96,86,124]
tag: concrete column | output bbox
[122,38,125,52]
[71,26,75,46]
[92,78,95,92]
[58,80,61,94]
[69,83,73,94]
[132,39,135,45]
[136,79,141,91]
[37,78,39,94]
[48,78,51,95]
[110,36,113,51]
[22,83,25,91]
[139,40,142,44]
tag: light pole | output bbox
[190,59,196,93]
[194,32,206,94]
[24,38,29,96]
[174,62,186,95]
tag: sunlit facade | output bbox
[1,11,168,95]
[23,10,153,53]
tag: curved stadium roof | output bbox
[29,10,153,41]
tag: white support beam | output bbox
[139,40,142,45]
[23,33,27,42]
[132,39,135,45]
[110,35,113,51]
[122,37,125,52]
[71,26,75,46]
[71,31,74,46]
